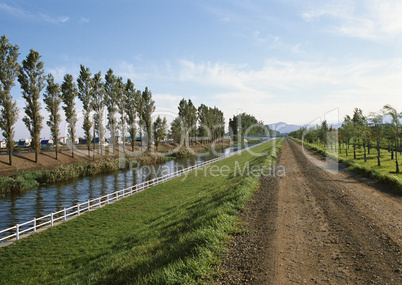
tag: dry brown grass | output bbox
[0,140,231,177]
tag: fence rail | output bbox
[0,140,273,245]
[0,154,233,244]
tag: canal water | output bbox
[0,145,241,233]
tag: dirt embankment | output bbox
[218,138,401,284]
[0,140,232,177]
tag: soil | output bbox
[0,140,232,177]
[217,138,402,284]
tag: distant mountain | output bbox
[267,122,302,134]
[267,121,343,134]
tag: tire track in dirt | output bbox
[218,138,401,284]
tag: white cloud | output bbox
[40,14,69,24]
[116,61,137,80]
[47,66,69,82]
[79,17,90,24]
[0,3,69,24]
[0,3,30,18]
[302,0,402,41]
[175,57,402,125]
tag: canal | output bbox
[0,146,240,233]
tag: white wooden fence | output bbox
[0,153,234,244]
[0,140,273,245]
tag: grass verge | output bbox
[293,138,402,194]
[0,138,283,284]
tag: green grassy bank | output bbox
[293,138,402,194]
[0,138,283,284]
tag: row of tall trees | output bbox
[289,105,402,174]
[339,105,400,173]
[228,112,276,141]
[0,35,159,165]
[170,99,225,145]
[1,35,272,166]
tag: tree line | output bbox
[169,99,225,146]
[289,105,402,174]
[229,112,279,141]
[1,35,273,167]
[0,35,160,165]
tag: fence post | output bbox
[0,154,231,243]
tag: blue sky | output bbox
[1,0,402,139]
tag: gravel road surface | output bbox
[218,138,401,284]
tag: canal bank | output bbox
[0,140,265,236]
[0,138,282,284]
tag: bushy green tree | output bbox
[170,116,183,145]
[116,77,126,154]
[340,115,353,156]
[77,65,93,157]
[18,49,45,163]
[382,104,401,173]
[43,74,61,160]
[136,90,144,148]
[61,74,78,158]
[141,87,155,150]
[319,120,328,147]
[125,79,139,152]
[210,107,225,141]
[197,104,210,143]
[92,71,105,156]
[229,112,266,141]
[0,35,20,165]
[369,112,384,166]
[153,115,167,150]
[104,68,119,154]
[178,98,197,146]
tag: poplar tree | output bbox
[18,49,45,163]
[61,74,78,158]
[137,91,144,149]
[43,74,61,160]
[77,65,93,157]
[116,77,126,154]
[0,35,20,165]
[141,87,155,150]
[153,115,167,151]
[105,68,118,154]
[187,100,197,144]
[170,116,184,144]
[178,99,190,146]
[197,104,210,143]
[178,99,197,145]
[92,72,105,156]
[211,106,225,141]
[125,79,138,152]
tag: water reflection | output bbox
[0,142,265,234]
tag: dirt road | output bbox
[218,138,401,284]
